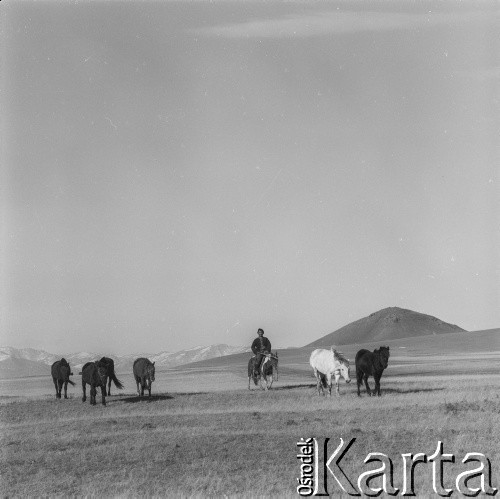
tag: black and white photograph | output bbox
[2,0,499,496]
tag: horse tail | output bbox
[67,379,76,386]
[110,371,124,390]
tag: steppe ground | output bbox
[1,361,499,497]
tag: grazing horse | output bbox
[133,357,156,397]
[355,346,390,397]
[98,357,119,396]
[51,358,75,399]
[310,348,351,397]
[248,352,278,390]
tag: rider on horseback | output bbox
[251,328,271,377]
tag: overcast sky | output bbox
[2,1,498,356]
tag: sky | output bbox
[2,0,498,356]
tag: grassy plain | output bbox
[1,331,499,497]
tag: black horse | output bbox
[133,358,156,397]
[355,346,390,397]
[81,359,123,406]
[51,358,75,399]
[98,357,120,396]
[248,352,278,390]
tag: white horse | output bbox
[309,348,351,396]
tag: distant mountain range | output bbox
[306,307,467,348]
[0,344,251,379]
[0,307,472,379]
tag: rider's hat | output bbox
[257,328,264,335]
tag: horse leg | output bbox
[334,373,340,397]
[82,380,87,403]
[251,358,260,386]
[148,379,152,397]
[267,372,273,390]
[262,364,270,390]
[313,370,321,396]
[53,378,59,398]
[140,378,145,397]
[259,365,267,390]
[107,377,111,396]
[90,386,96,405]
[374,374,382,396]
[263,366,273,390]
[320,374,325,396]
[101,385,106,406]
[63,380,68,399]
[326,373,333,397]
[57,379,63,399]
[315,370,325,396]
[356,369,363,396]
[363,374,372,396]
[254,355,261,377]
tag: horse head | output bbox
[341,361,351,383]
[96,362,108,385]
[333,349,351,383]
[261,352,278,380]
[378,346,390,369]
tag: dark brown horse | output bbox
[133,358,155,397]
[248,352,278,390]
[98,357,120,396]
[51,358,75,399]
[81,361,108,406]
[355,346,390,396]
[81,359,123,406]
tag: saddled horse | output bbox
[81,359,123,406]
[355,346,390,397]
[248,351,279,390]
[133,357,155,397]
[309,348,351,396]
[51,358,75,399]
[98,357,119,396]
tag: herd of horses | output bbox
[51,346,390,405]
[247,346,390,397]
[51,357,156,406]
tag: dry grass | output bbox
[1,373,499,497]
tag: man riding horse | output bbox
[251,328,271,377]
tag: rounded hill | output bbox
[305,307,467,348]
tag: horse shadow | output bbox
[119,394,174,403]
[255,384,445,395]
[267,383,317,391]
[376,387,445,395]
